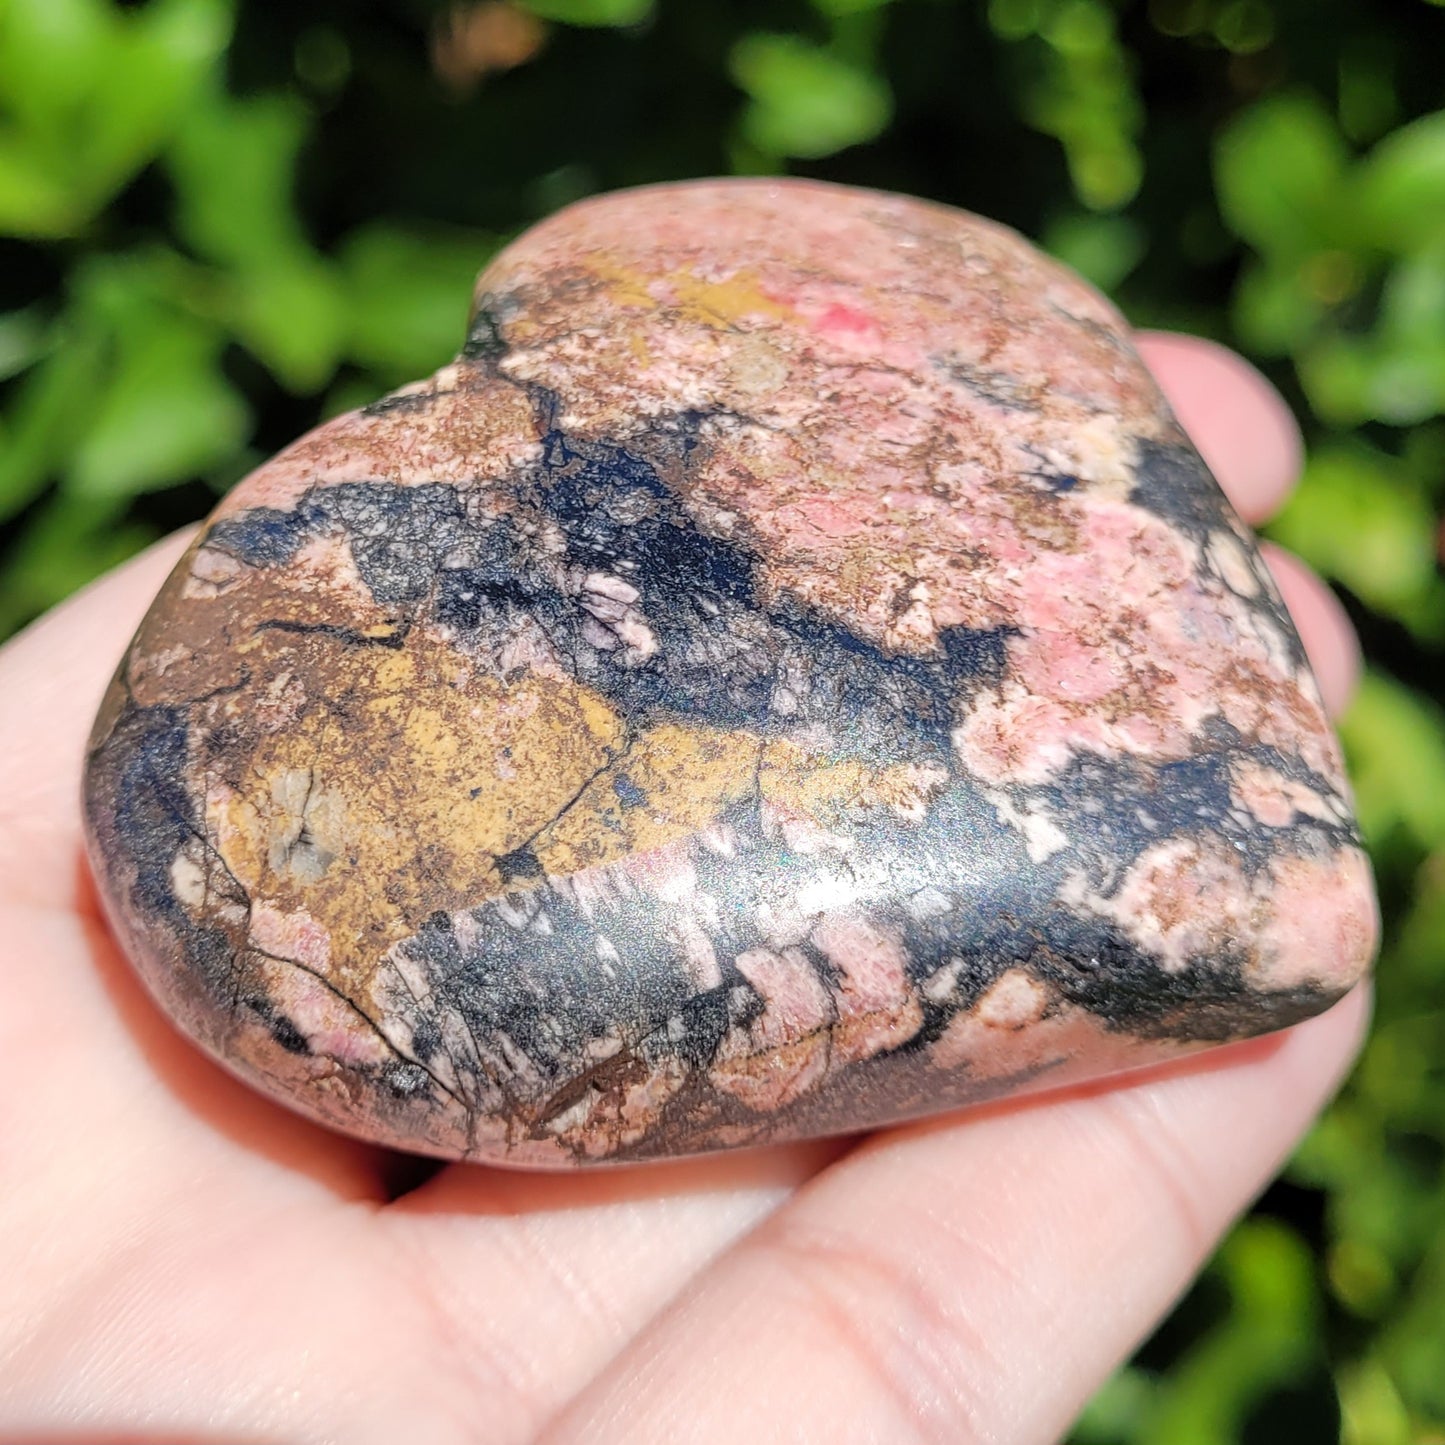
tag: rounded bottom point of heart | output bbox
[82,178,1377,1166]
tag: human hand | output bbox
[0,332,1368,1444]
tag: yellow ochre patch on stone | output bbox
[580,260,794,332]
[200,618,934,984]
[533,723,763,876]
[665,268,794,330]
[208,630,626,974]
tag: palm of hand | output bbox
[0,334,1367,1445]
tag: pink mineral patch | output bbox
[1256,848,1380,994]
[811,916,924,1065]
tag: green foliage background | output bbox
[1,0,1442,1437]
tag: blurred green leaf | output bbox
[1338,1359,1416,1445]
[1339,54,1403,145]
[513,0,652,25]
[1002,0,1143,211]
[0,305,51,382]
[1044,212,1145,292]
[58,252,248,500]
[1213,0,1274,54]
[1072,1367,1153,1441]
[1301,338,1445,430]
[1395,853,1445,984]
[1266,443,1441,632]
[1230,259,1328,354]
[1328,1221,1399,1318]
[812,0,894,15]
[168,87,311,271]
[0,493,155,636]
[1215,93,1352,256]
[66,312,246,500]
[1339,671,1445,852]
[82,0,235,200]
[0,0,232,237]
[1043,0,1113,56]
[1297,248,1445,426]
[0,0,113,137]
[731,34,892,160]
[1382,246,1445,351]
[341,224,498,381]
[1359,109,1445,254]
[988,0,1044,41]
[0,321,106,521]
[0,145,82,237]
[167,85,348,390]
[233,255,347,394]
[1376,1228,1445,1423]
[1144,1222,1326,1444]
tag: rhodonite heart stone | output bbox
[84,179,1377,1165]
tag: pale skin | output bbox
[0,333,1369,1444]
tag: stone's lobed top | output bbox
[84,180,1377,1165]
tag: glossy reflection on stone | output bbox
[83,179,1378,1165]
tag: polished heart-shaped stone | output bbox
[84,179,1377,1165]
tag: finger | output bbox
[3,357,1348,1442]
[382,526,1362,1431]
[1136,331,1303,525]
[542,988,1368,1445]
[0,531,848,1439]
[0,886,388,1198]
[369,1143,843,1442]
[0,1116,839,1444]
[0,532,389,1207]
[1261,542,1361,718]
[0,531,192,912]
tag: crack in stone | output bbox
[250,946,468,1111]
[254,619,411,650]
